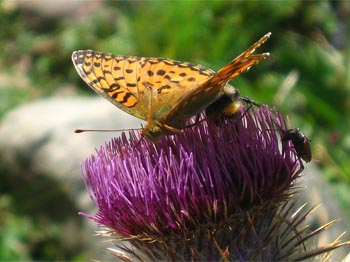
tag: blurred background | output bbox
[0,0,349,260]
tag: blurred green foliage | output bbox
[0,1,349,260]
[0,163,86,261]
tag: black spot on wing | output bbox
[157,85,171,93]
[187,77,196,82]
[157,69,166,76]
[114,76,124,81]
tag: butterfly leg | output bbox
[163,124,182,134]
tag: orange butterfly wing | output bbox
[163,32,271,128]
[72,32,271,141]
[72,51,215,122]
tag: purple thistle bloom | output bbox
[80,106,347,261]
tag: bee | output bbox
[205,86,262,121]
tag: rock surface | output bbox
[0,96,142,208]
[5,0,102,19]
[0,97,143,258]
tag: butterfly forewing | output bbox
[72,51,215,122]
[72,51,149,120]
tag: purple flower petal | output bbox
[80,105,302,238]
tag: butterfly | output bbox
[282,128,312,163]
[72,32,271,141]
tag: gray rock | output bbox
[0,96,144,259]
[0,96,143,207]
[5,0,102,19]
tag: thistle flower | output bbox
[80,106,348,261]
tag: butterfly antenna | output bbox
[74,128,142,133]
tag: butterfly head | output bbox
[140,121,164,141]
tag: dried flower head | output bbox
[81,106,348,261]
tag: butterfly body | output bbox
[72,33,271,141]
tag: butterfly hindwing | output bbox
[163,33,271,128]
[138,57,215,124]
